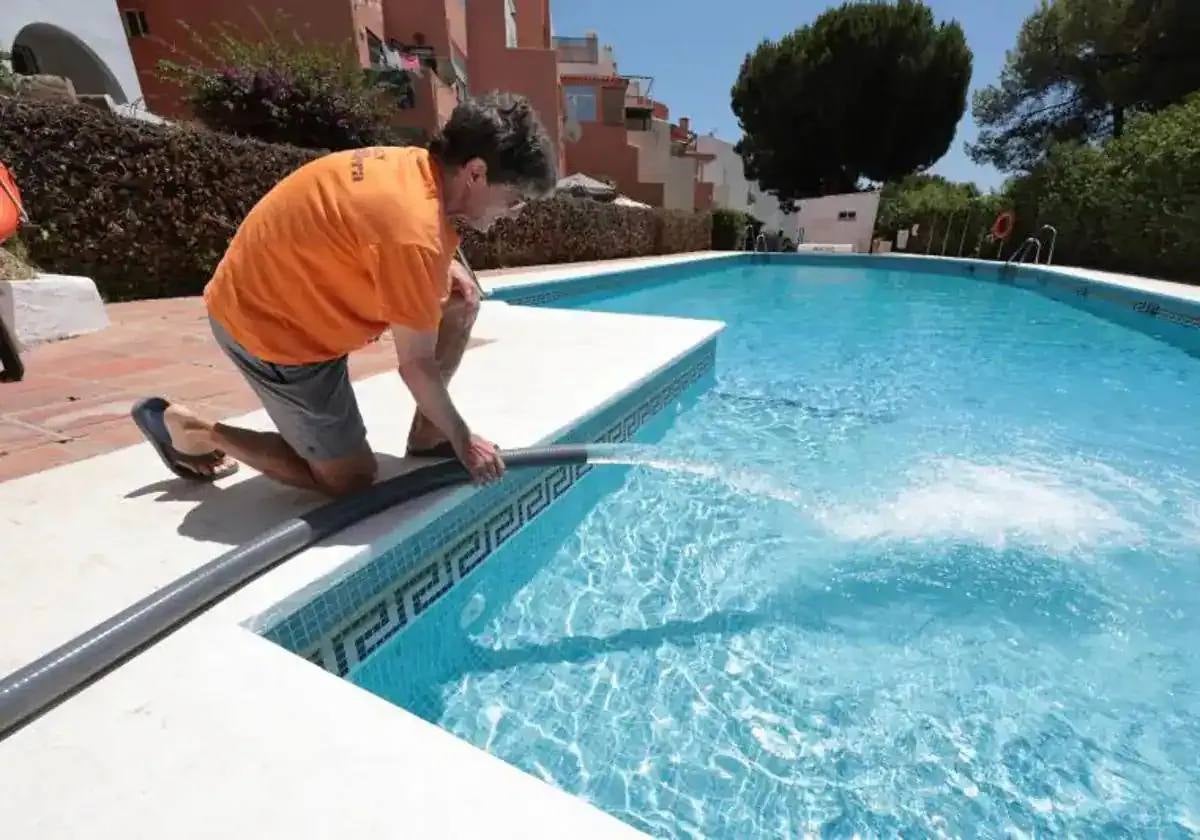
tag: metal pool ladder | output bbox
[1040,224,1058,265]
[1006,237,1042,266]
[1005,224,1058,267]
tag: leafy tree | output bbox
[159,16,416,150]
[874,173,1006,255]
[876,174,975,232]
[1000,93,1200,279]
[731,0,972,200]
[969,0,1200,172]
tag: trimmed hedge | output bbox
[0,98,712,300]
[712,208,752,250]
[0,97,318,299]
[654,209,711,256]
[461,202,710,270]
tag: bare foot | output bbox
[163,404,236,478]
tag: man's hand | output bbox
[449,260,480,307]
[455,434,505,485]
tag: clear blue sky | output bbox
[550,0,1041,190]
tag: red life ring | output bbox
[991,210,1016,241]
[0,163,24,245]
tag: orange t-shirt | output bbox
[204,147,459,364]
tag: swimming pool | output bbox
[352,259,1200,837]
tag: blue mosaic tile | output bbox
[270,339,717,675]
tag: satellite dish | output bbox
[563,116,582,143]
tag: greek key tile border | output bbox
[262,339,717,676]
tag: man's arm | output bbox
[391,324,503,483]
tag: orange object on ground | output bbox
[204,147,459,365]
[991,210,1016,241]
[0,162,26,244]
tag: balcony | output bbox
[552,35,598,65]
[623,75,654,112]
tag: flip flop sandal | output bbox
[406,441,457,459]
[130,396,239,482]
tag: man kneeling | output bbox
[132,94,555,495]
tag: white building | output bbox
[696,133,881,252]
[627,118,698,212]
[3,0,143,105]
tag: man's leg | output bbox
[162,405,375,496]
[160,319,377,496]
[406,290,480,453]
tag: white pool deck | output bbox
[0,252,724,840]
[2,250,1198,839]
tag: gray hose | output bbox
[0,445,592,740]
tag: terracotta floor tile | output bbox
[0,442,76,481]
[70,420,144,449]
[0,380,111,413]
[0,420,58,448]
[59,356,171,380]
[12,395,139,433]
[0,293,490,482]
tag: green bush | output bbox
[712,208,751,250]
[654,209,712,255]
[159,18,413,150]
[1003,94,1200,281]
[460,200,711,269]
[0,99,714,298]
[0,97,318,299]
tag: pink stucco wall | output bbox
[467,0,562,174]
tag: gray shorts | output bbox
[210,317,368,462]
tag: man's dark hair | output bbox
[429,92,556,195]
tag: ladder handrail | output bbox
[1005,236,1042,266]
[1039,224,1058,265]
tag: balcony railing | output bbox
[622,76,654,110]
[553,35,598,64]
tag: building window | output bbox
[564,85,597,123]
[838,210,858,221]
[366,28,384,67]
[504,0,518,49]
[122,9,149,38]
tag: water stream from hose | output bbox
[584,444,810,509]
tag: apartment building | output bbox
[555,32,700,211]
[103,0,560,151]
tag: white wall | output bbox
[695,134,881,251]
[2,1,142,105]
[696,134,792,233]
[793,192,881,253]
[628,119,696,211]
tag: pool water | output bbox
[353,262,1200,837]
